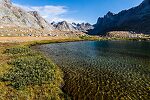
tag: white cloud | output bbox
[13,3,84,23]
[49,17,85,23]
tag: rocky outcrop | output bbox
[0,0,92,33]
[107,31,145,38]
[0,0,11,4]
[28,11,54,30]
[89,0,150,35]
[0,0,54,30]
[53,21,93,32]
[54,21,77,32]
[76,23,94,32]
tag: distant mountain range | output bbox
[0,0,93,33]
[0,0,149,36]
[89,0,150,35]
[51,21,93,32]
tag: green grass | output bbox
[0,37,149,100]
[2,56,55,90]
[4,46,32,55]
[0,44,65,100]
[79,35,102,40]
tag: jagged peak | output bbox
[58,21,68,25]
[0,0,11,4]
[103,11,115,18]
[28,11,40,16]
[107,11,114,14]
[142,0,150,4]
[140,0,150,6]
[28,11,38,14]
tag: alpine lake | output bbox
[33,40,150,100]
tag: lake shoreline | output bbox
[0,36,150,43]
[34,40,150,99]
[0,36,150,99]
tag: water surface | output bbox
[35,41,150,99]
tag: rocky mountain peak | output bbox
[55,21,76,31]
[141,0,150,5]
[76,23,94,32]
[60,21,68,25]
[28,11,39,16]
[89,0,150,35]
[0,0,92,33]
[104,11,114,18]
[138,0,150,9]
[0,0,54,30]
[0,0,11,4]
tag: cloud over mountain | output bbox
[13,3,84,23]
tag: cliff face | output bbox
[54,21,77,32]
[0,0,54,30]
[0,0,93,33]
[0,0,11,4]
[28,11,54,30]
[76,23,94,32]
[89,0,150,35]
[52,21,93,32]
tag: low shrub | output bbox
[0,45,65,99]
[79,35,91,40]
[4,46,31,55]
[2,56,55,90]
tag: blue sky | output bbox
[12,0,143,24]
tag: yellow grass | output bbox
[0,42,65,100]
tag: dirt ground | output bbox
[0,36,77,43]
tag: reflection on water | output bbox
[35,41,150,100]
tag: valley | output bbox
[0,0,150,100]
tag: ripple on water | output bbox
[35,41,150,99]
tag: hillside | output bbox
[0,0,54,30]
[89,0,150,35]
[0,0,93,36]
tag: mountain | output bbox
[52,21,93,32]
[89,0,150,35]
[53,21,77,32]
[76,23,94,32]
[0,0,54,30]
[0,0,93,34]
[28,11,54,30]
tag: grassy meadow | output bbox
[0,42,66,100]
[0,37,88,100]
[0,36,149,100]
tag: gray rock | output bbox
[0,0,11,4]
[28,11,54,30]
[0,0,54,30]
[0,0,93,33]
[89,0,150,35]
[54,21,93,32]
[76,23,94,32]
[54,21,77,31]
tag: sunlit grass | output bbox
[0,44,65,100]
[0,37,149,100]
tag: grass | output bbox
[2,56,55,90]
[32,38,150,100]
[79,35,102,40]
[0,43,65,100]
[0,36,149,100]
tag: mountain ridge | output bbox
[0,0,93,34]
[89,0,150,35]
[0,0,54,30]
